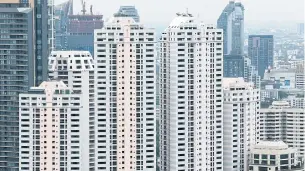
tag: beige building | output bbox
[19,81,88,171]
[249,141,304,171]
[94,16,157,170]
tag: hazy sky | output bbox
[56,0,304,27]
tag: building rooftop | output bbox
[270,101,290,108]
[223,77,254,89]
[255,140,288,150]
[48,51,94,71]
[168,13,199,27]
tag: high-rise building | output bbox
[48,51,95,170]
[114,6,140,22]
[54,0,73,50]
[159,13,223,171]
[244,58,261,89]
[66,14,103,56]
[248,35,274,78]
[19,0,49,85]
[28,0,50,85]
[295,63,304,90]
[260,101,305,158]
[0,3,34,170]
[223,78,260,171]
[217,1,244,55]
[19,80,90,171]
[297,23,304,36]
[94,16,156,170]
[223,55,245,77]
[249,141,304,171]
[48,0,55,51]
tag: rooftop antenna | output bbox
[81,0,86,15]
[90,5,93,15]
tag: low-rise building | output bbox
[260,101,305,158]
[283,95,305,109]
[264,68,296,89]
[249,140,304,171]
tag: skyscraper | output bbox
[114,6,140,22]
[160,13,224,171]
[65,14,103,56]
[223,78,260,171]
[248,35,274,78]
[54,0,73,50]
[19,80,88,171]
[32,0,49,85]
[217,1,244,55]
[223,54,245,77]
[94,16,156,170]
[0,3,34,170]
[297,23,304,36]
[19,0,49,85]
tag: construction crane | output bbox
[80,0,86,15]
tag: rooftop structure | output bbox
[249,141,304,171]
[114,6,140,22]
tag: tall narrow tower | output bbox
[217,1,245,55]
[160,13,224,171]
[94,16,157,170]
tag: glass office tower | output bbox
[0,3,34,170]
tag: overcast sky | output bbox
[55,0,304,27]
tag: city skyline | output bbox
[0,0,304,171]
[55,0,304,27]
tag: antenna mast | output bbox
[81,0,86,15]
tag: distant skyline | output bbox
[55,0,304,27]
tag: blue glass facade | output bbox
[34,0,49,86]
[217,1,244,55]
[0,3,34,170]
[223,55,245,78]
[248,35,274,78]
[54,0,72,50]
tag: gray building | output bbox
[114,6,140,22]
[33,0,49,85]
[223,54,245,77]
[0,3,34,170]
[65,14,103,56]
[297,23,304,36]
[20,0,49,85]
[217,1,244,55]
[248,35,274,78]
[244,58,261,89]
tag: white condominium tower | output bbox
[223,78,260,171]
[48,51,95,170]
[19,81,87,171]
[160,13,224,171]
[260,101,305,158]
[94,17,156,171]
